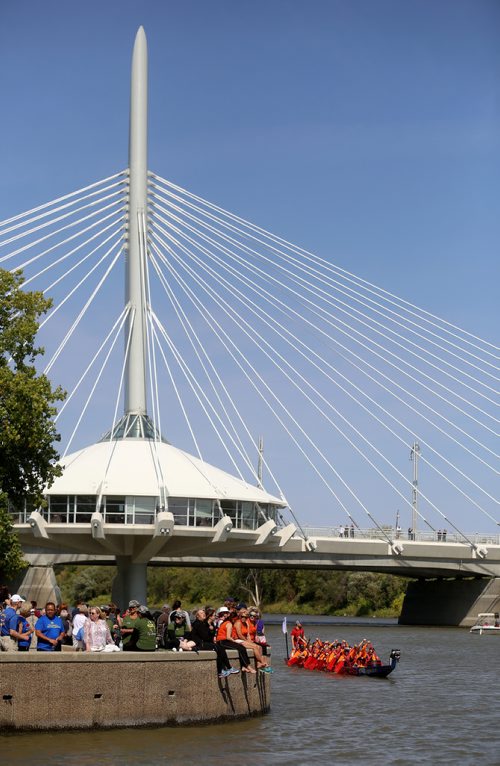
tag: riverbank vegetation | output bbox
[55,565,408,617]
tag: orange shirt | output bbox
[232,619,249,640]
[216,619,232,642]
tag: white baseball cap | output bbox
[10,594,25,603]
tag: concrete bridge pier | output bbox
[112,558,147,607]
[399,577,500,627]
[13,565,61,608]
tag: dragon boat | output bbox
[344,649,401,678]
[286,647,401,678]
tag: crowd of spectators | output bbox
[0,591,272,678]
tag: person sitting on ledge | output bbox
[121,600,141,651]
[35,602,66,652]
[215,607,256,674]
[248,608,270,655]
[165,611,197,652]
[85,606,115,652]
[232,606,272,673]
[131,606,158,651]
[168,599,191,630]
[190,607,239,679]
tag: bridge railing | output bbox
[301,527,500,546]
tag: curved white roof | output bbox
[46,438,286,506]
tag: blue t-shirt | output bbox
[1,606,16,636]
[8,613,31,648]
[35,614,64,651]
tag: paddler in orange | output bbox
[333,646,350,673]
[314,642,326,671]
[326,642,342,672]
[303,638,321,669]
[287,639,309,666]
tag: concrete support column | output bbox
[13,565,61,608]
[112,557,147,607]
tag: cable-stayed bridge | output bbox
[3,29,498,622]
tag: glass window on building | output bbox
[194,498,214,527]
[168,497,189,525]
[133,496,156,524]
[75,495,96,523]
[104,496,125,524]
[239,501,256,530]
[8,499,27,524]
[220,499,237,526]
[48,495,69,523]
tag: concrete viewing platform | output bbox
[0,650,270,731]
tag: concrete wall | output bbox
[0,651,270,731]
[399,577,500,626]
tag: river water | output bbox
[1,619,499,765]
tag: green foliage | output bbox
[55,564,115,604]
[0,492,27,581]
[147,567,234,608]
[0,269,65,507]
[54,564,408,617]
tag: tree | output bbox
[0,269,65,507]
[0,269,65,580]
[0,494,26,581]
[233,568,263,608]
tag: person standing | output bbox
[291,621,305,650]
[9,604,34,651]
[58,604,73,646]
[35,602,65,652]
[72,605,88,650]
[0,595,24,652]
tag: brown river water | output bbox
[1,619,499,765]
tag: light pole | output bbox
[410,442,421,539]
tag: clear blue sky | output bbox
[1,2,498,531]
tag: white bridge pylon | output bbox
[2,28,499,601]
